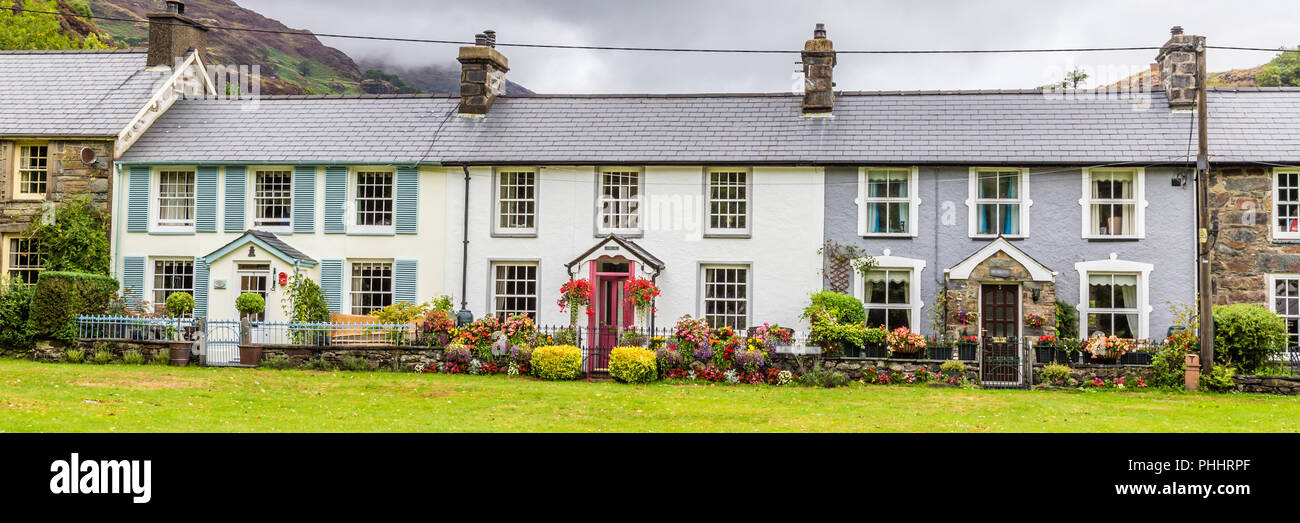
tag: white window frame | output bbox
[13,143,49,200]
[347,259,394,315]
[151,167,197,233]
[148,257,195,312]
[857,167,920,237]
[966,167,1031,238]
[595,166,644,236]
[698,263,752,330]
[1079,167,1146,239]
[853,251,926,331]
[492,167,539,237]
[249,166,294,232]
[1272,168,1300,240]
[1,234,43,285]
[1074,254,1153,339]
[489,261,539,318]
[1268,274,1300,353]
[704,167,752,237]
[348,167,396,234]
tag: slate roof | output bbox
[119,87,1300,165]
[0,49,166,136]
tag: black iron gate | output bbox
[980,336,1023,388]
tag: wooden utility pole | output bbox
[1195,35,1214,374]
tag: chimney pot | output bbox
[1170,25,1183,36]
[474,33,488,46]
[166,1,184,14]
[484,29,496,48]
[813,23,826,39]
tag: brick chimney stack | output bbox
[458,29,510,115]
[1155,25,1201,110]
[801,23,836,114]
[146,1,208,67]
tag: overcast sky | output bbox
[238,0,1299,94]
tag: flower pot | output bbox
[1052,350,1075,364]
[927,346,953,360]
[891,346,923,359]
[239,345,263,367]
[168,341,191,366]
[956,342,978,361]
[862,344,889,359]
[1120,352,1152,365]
[1034,346,1054,364]
[840,343,861,358]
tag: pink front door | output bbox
[588,257,636,348]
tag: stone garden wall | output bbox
[30,339,170,362]
[1232,375,1300,395]
[769,355,981,382]
[1031,363,1155,385]
[261,345,443,372]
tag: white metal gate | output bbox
[204,320,242,366]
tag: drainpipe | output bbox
[456,165,473,326]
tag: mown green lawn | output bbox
[1,358,1297,432]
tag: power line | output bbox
[10,7,1298,55]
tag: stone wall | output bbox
[1233,375,1300,395]
[1209,165,1294,306]
[28,339,170,362]
[1031,363,1155,385]
[0,140,114,234]
[945,250,1057,338]
[770,355,980,382]
[261,345,444,372]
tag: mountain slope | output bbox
[357,58,533,96]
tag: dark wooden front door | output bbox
[981,284,1020,384]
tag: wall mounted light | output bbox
[1031,286,1041,302]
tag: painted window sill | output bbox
[704,231,751,239]
[1083,236,1142,242]
[491,231,538,239]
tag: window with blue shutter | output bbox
[195,166,218,232]
[395,166,419,234]
[293,166,317,233]
[324,166,347,234]
[126,166,150,232]
[193,260,210,318]
[121,256,145,307]
[224,166,246,232]
[394,259,418,304]
[320,259,344,313]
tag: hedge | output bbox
[531,345,582,380]
[1212,304,1287,374]
[28,271,119,343]
[609,346,657,384]
[0,278,35,350]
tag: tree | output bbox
[1037,68,1089,90]
[0,0,108,50]
[1258,47,1300,87]
[25,195,110,275]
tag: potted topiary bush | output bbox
[236,292,266,366]
[164,292,195,366]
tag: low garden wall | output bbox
[769,355,980,382]
[1232,375,1300,395]
[261,345,443,371]
[31,339,171,362]
[1030,363,1155,385]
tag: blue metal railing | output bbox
[77,315,198,343]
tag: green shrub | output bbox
[1212,304,1286,374]
[1055,300,1078,337]
[91,349,114,364]
[802,291,866,325]
[236,293,266,317]
[164,292,195,318]
[303,357,336,371]
[531,345,582,380]
[25,195,110,274]
[282,275,330,344]
[797,367,848,388]
[609,346,657,384]
[1200,365,1237,393]
[1040,362,1071,384]
[0,277,35,350]
[122,349,145,365]
[259,354,294,370]
[940,360,966,376]
[64,348,85,363]
[28,271,119,343]
[340,356,373,372]
[1151,342,1190,389]
[151,349,169,365]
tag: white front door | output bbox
[237,262,270,322]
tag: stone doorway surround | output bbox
[942,237,1057,338]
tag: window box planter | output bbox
[1120,351,1153,365]
[956,341,978,361]
[861,343,889,359]
[1034,344,1055,364]
[927,345,954,360]
[1053,350,1079,365]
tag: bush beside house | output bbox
[27,272,119,343]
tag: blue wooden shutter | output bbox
[195,166,218,232]
[394,259,418,304]
[395,166,419,234]
[126,166,150,232]
[324,166,347,234]
[293,166,317,233]
[121,256,145,307]
[321,259,344,313]
[193,259,210,318]
[223,166,246,232]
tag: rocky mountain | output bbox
[79,0,530,95]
